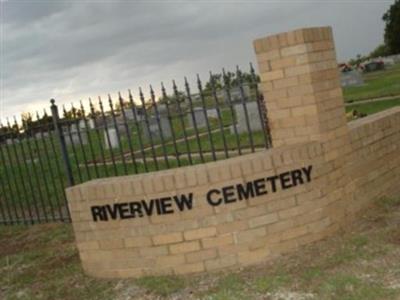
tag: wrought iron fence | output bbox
[0,64,271,225]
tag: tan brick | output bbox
[259,61,271,73]
[270,239,298,254]
[174,262,205,274]
[248,213,279,228]
[139,246,168,257]
[260,69,284,81]
[99,239,124,249]
[273,76,298,89]
[280,226,308,241]
[202,233,234,248]
[156,254,185,267]
[267,219,294,234]
[170,241,200,254]
[77,241,99,251]
[235,227,267,244]
[162,174,175,190]
[116,268,144,278]
[280,44,310,57]
[216,220,248,234]
[267,197,296,212]
[238,248,270,266]
[205,255,237,271]
[184,227,217,241]
[153,232,183,245]
[256,49,281,62]
[185,248,217,263]
[291,105,318,117]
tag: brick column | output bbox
[253,27,349,149]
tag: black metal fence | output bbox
[0,65,271,225]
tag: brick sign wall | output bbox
[66,27,400,278]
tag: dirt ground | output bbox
[1,196,400,300]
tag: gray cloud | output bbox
[0,0,391,121]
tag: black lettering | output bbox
[129,202,144,217]
[206,189,222,206]
[174,193,194,211]
[119,203,133,219]
[155,198,162,214]
[222,185,236,203]
[160,197,173,214]
[302,165,313,182]
[105,204,119,220]
[291,169,304,186]
[141,199,154,216]
[266,175,279,192]
[236,182,255,200]
[253,178,267,196]
[280,172,293,189]
[91,206,104,222]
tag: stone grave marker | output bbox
[104,127,119,149]
[340,70,364,87]
[142,116,172,141]
[188,107,207,129]
[64,123,88,146]
[231,101,262,134]
[206,108,218,119]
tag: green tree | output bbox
[383,0,400,54]
[369,44,391,58]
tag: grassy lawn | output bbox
[0,104,269,223]
[1,196,400,299]
[346,98,400,116]
[343,63,400,102]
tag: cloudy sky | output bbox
[0,0,393,122]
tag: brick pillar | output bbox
[253,27,349,150]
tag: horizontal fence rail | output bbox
[0,64,271,225]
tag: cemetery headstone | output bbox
[88,118,95,129]
[34,131,50,139]
[104,127,119,149]
[231,101,262,134]
[219,85,252,102]
[188,107,207,129]
[64,123,88,146]
[340,70,364,87]
[142,116,172,141]
[206,108,218,119]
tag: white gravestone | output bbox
[142,117,172,140]
[231,102,263,134]
[218,85,252,102]
[78,119,95,130]
[104,127,119,149]
[188,107,207,129]
[340,70,364,87]
[206,108,218,119]
[64,124,88,146]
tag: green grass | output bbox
[317,274,396,300]
[345,98,400,116]
[135,276,186,296]
[0,104,269,223]
[343,64,400,102]
[254,273,291,293]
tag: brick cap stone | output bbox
[254,26,333,53]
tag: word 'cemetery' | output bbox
[91,165,313,222]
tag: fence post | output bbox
[50,99,75,187]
